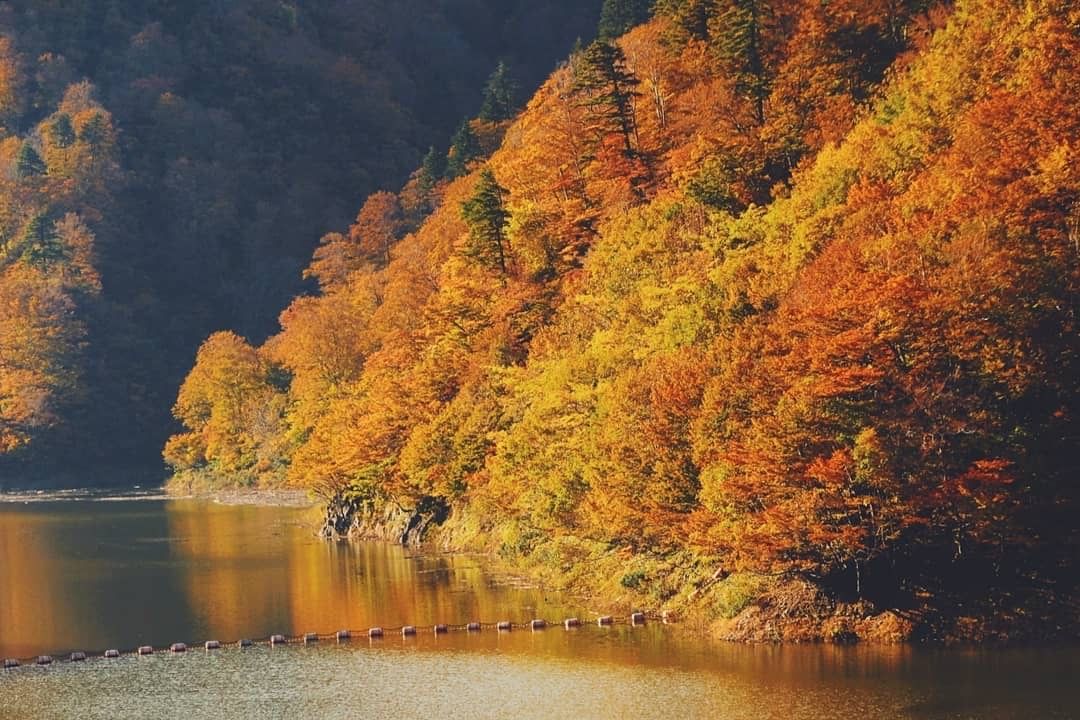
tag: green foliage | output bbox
[653,0,714,45]
[76,112,107,146]
[479,62,518,122]
[460,168,510,275]
[18,213,65,269]
[447,120,482,178]
[16,142,45,177]
[709,0,773,124]
[573,40,642,155]
[157,0,1080,630]
[598,0,653,41]
[46,114,75,148]
[0,0,602,480]
[419,146,446,190]
[711,573,767,619]
[685,155,744,212]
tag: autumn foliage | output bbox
[165,0,1080,625]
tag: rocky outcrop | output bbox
[319,494,449,546]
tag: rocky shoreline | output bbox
[318,494,448,545]
[315,492,1080,646]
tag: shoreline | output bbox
[171,487,319,508]
[318,499,1080,647]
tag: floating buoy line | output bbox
[1,613,659,671]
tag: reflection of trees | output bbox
[165,502,560,639]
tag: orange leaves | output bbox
[0,263,82,453]
[686,0,1080,584]
[306,192,405,291]
[0,73,121,462]
[305,232,358,293]
[349,191,405,268]
[165,332,287,481]
[694,240,965,574]
[583,348,708,550]
[155,1,1079,606]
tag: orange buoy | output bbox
[466,622,481,632]
[137,646,154,656]
[303,633,319,644]
[401,625,416,636]
[238,639,253,648]
[630,612,646,625]
[3,659,19,669]
[270,635,286,646]
[70,652,87,662]
[530,619,547,630]
[497,621,512,631]
[597,616,614,626]
[170,643,187,653]
[336,630,351,641]
[104,649,120,659]
[37,656,53,666]
[564,618,581,629]
[368,627,384,638]
[433,624,449,634]
[205,640,221,650]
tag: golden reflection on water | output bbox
[0,498,568,658]
[0,505,69,655]
[1,497,1079,719]
[161,499,570,644]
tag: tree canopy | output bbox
[163,0,1080,638]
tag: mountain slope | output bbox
[0,0,600,484]
[169,0,1079,641]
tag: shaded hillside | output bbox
[0,0,600,484]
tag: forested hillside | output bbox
[165,0,1080,641]
[0,0,599,483]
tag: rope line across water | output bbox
[1,613,664,670]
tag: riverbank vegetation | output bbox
[161,0,1075,641]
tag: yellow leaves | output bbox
[0,76,117,460]
[166,332,287,480]
[305,232,359,292]
[1033,142,1074,197]
[149,0,1079,600]
[505,198,562,277]
[0,263,83,453]
[162,432,207,470]
[272,292,371,404]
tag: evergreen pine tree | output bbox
[447,120,481,178]
[16,142,46,178]
[47,114,76,149]
[460,168,510,276]
[709,0,773,125]
[598,0,653,41]
[572,41,642,156]
[419,146,447,191]
[479,61,518,122]
[20,213,65,268]
[78,112,107,146]
[653,0,713,44]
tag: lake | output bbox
[0,492,1077,719]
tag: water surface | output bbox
[1,493,1077,719]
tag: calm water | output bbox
[0,493,1078,719]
